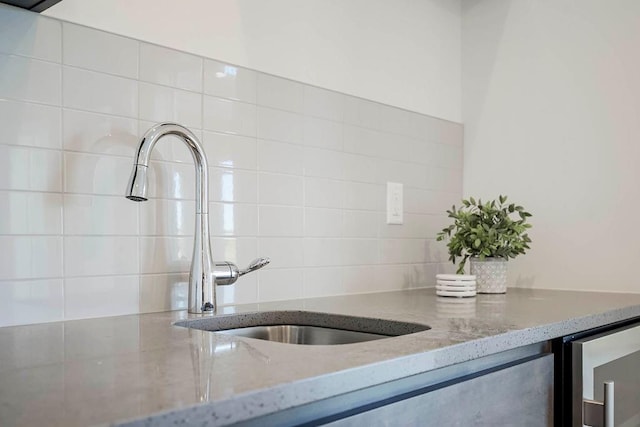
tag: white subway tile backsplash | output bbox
[303,86,344,122]
[139,236,191,274]
[257,238,304,269]
[210,168,258,203]
[0,146,62,192]
[64,152,131,196]
[433,143,463,168]
[375,263,428,291]
[145,160,196,200]
[203,96,257,136]
[203,131,257,170]
[63,66,137,117]
[376,158,429,188]
[358,99,387,132]
[431,119,464,146]
[403,188,438,214]
[342,239,379,266]
[379,104,413,137]
[209,203,258,236]
[64,195,138,236]
[139,273,188,313]
[343,95,361,126]
[342,265,378,294]
[258,139,304,175]
[204,60,256,103]
[0,236,63,280]
[342,182,382,211]
[138,199,195,237]
[379,239,428,264]
[0,11,463,325]
[64,275,139,320]
[304,208,342,237]
[427,166,463,193]
[303,238,343,267]
[407,139,435,165]
[139,82,202,129]
[63,109,138,156]
[211,237,257,267]
[404,189,461,215]
[0,7,60,61]
[258,173,303,206]
[304,177,343,209]
[258,268,303,302]
[407,113,437,141]
[256,74,303,112]
[342,153,377,183]
[342,210,378,238]
[0,100,61,149]
[303,117,343,151]
[303,267,344,298]
[342,125,386,158]
[217,273,258,306]
[63,23,138,78]
[379,213,432,239]
[259,206,303,237]
[0,54,61,105]
[64,236,138,277]
[424,214,450,242]
[0,279,64,326]
[303,147,343,180]
[0,192,62,235]
[257,106,304,144]
[139,43,202,92]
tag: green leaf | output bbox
[437,196,533,272]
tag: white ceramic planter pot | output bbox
[470,257,508,294]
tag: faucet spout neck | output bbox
[129,122,209,214]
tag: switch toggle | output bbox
[386,182,403,225]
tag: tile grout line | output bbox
[135,39,142,313]
[255,71,262,304]
[60,21,67,321]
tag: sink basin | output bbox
[174,311,430,345]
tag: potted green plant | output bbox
[436,195,532,293]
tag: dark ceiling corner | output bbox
[0,0,63,12]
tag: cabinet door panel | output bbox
[327,354,553,427]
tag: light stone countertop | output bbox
[2,287,640,426]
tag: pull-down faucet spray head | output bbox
[126,164,149,202]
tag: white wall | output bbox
[462,0,640,292]
[43,0,462,122]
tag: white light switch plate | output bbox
[386,182,403,225]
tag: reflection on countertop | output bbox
[2,287,640,426]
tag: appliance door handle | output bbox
[583,381,614,427]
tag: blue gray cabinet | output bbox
[326,354,553,427]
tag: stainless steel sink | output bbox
[216,325,390,345]
[174,310,430,345]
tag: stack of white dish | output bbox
[435,274,477,297]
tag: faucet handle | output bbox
[214,257,270,286]
[239,257,270,276]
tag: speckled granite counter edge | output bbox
[114,304,640,427]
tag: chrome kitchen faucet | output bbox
[125,122,269,314]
